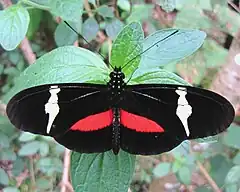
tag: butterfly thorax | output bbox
[107,67,126,98]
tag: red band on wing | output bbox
[70,110,113,131]
[120,109,164,133]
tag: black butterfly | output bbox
[6,25,235,155]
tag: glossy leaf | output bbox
[156,0,176,12]
[3,46,109,103]
[0,168,9,185]
[97,5,114,18]
[0,149,16,161]
[223,124,240,149]
[177,166,191,185]
[37,157,63,175]
[225,165,240,184]
[111,22,144,76]
[140,29,206,68]
[0,132,10,148]
[71,150,135,192]
[54,21,78,47]
[82,17,99,41]
[12,157,25,176]
[18,141,41,156]
[50,0,83,22]
[0,5,30,50]
[233,152,240,165]
[3,187,20,192]
[153,162,171,178]
[105,19,124,40]
[18,132,37,142]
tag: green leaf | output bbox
[39,142,49,157]
[19,132,37,142]
[140,29,206,68]
[97,5,114,18]
[50,0,84,22]
[126,4,154,23]
[3,187,20,192]
[0,132,10,148]
[111,22,144,76]
[88,0,96,5]
[82,17,99,41]
[18,141,41,156]
[26,9,42,39]
[233,152,240,165]
[177,166,191,185]
[54,21,78,47]
[223,124,240,149]
[105,19,124,40]
[0,168,9,185]
[37,157,63,175]
[130,68,189,85]
[153,162,171,178]
[225,165,240,184]
[12,157,25,176]
[0,149,17,161]
[36,178,52,190]
[71,150,135,192]
[225,184,238,192]
[3,46,109,103]
[0,5,30,50]
[117,0,131,11]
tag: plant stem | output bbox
[20,0,49,11]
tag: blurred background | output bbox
[0,0,240,192]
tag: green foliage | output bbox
[0,4,30,50]
[71,151,135,192]
[0,0,239,191]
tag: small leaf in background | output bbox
[225,165,240,184]
[39,142,49,157]
[0,5,30,50]
[88,0,96,5]
[140,29,206,68]
[156,0,176,12]
[111,22,144,76]
[117,0,131,12]
[0,168,9,185]
[12,157,25,177]
[0,149,17,161]
[36,178,53,190]
[71,150,135,192]
[177,166,191,185]
[18,141,41,156]
[233,152,240,165]
[223,124,240,149]
[3,187,20,192]
[50,0,84,22]
[126,4,154,23]
[153,162,171,178]
[26,9,43,39]
[224,184,238,192]
[82,17,99,42]
[54,21,78,47]
[18,132,37,142]
[105,19,124,40]
[37,157,63,175]
[8,50,21,64]
[97,5,114,18]
[0,132,10,148]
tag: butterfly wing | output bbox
[119,84,234,155]
[7,84,113,153]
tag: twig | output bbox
[60,149,72,192]
[29,157,36,191]
[0,0,36,65]
[228,0,240,13]
[196,161,222,192]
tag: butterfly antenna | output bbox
[64,21,115,69]
[123,30,179,83]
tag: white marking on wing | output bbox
[175,87,192,137]
[45,86,61,134]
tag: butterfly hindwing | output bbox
[7,83,113,153]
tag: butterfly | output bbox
[6,24,235,155]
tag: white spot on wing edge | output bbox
[45,86,61,134]
[175,87,192,137]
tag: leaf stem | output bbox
[20,0,50,11]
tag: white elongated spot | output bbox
[175,87,192,137]
[45,86,61,134]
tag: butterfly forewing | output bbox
[7,84,114,153]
